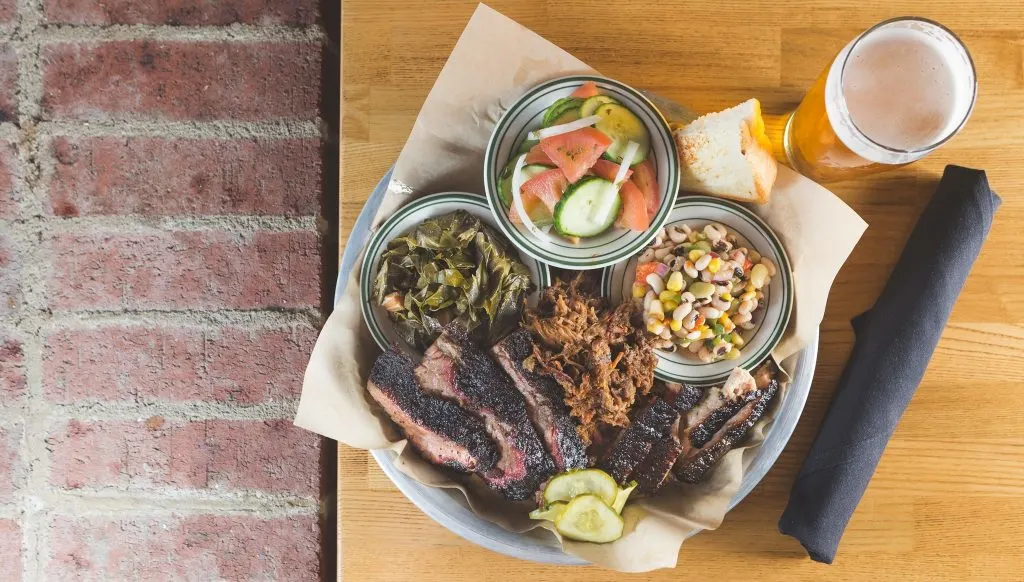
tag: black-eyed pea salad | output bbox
[631,222,777,363]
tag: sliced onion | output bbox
[612,141,639,186]
[527,115,601,141]
[589,140,640,223]
[509,154,552,244]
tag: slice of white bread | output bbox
[674,99,777,204]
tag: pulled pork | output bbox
[522,276,657,443]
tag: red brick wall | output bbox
[0,1,324,579]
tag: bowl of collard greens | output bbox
[360,192,551,353]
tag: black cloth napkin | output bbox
[778,165,1001,564]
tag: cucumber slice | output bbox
[579,95,618,117]
[554,494,624,543]
[542,468,618,506]
[550,107,580,126]
[529,502,567,522]
[542,97,583,127]
[515,138,539,155]
[611,482,637,514]
[553,177,620,239]
[498,162,550,208]
[593,103,651,165]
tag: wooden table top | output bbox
[339,2,1024,579]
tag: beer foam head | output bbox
[840,24,973,152]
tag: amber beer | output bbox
[775,18,977,183]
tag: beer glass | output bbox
[773,17,977,182]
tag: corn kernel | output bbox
[745,282,756,293]
[700,328,714,339]
[666,271,684,292]
[707,257,722,274]
[669,319,683,332]
[720,292,732,302]
[687,249,705,262]
[658,290,678,303]
[632,283,647,298]
[722,316,735,333]
[733,334,745,347]
[724,348,741,360]
[663,299,679,311]
[647,321,665,335]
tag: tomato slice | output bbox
[630,159,660,217]
[590,159,632,182]
[524,144,554,166]
[539,128,612,183]
[570,81,600,99]
[615,181,650,232]
[509,168,568,225]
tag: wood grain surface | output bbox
[339,2,1024,579]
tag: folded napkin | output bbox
[778,165,1001,564]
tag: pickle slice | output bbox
[554,494,625,543]
[542,469,618,507]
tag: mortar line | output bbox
[45,489,320,517]
[38,119,323,139]
[0,213,321,233]
[42,400,301,422]
[28,23,325,43]
[37,308,324,329]
[14,1,49,579]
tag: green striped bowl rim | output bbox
[483,75,680,270]
[359,192,551,353]
[600,195,794,385]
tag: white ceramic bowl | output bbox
[360,192,551,353]
[601,195,793,385]
[483,75,680,270]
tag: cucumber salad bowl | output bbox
[484,75,680,270]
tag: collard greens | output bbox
[372,210,535,351]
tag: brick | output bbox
[0,234,20,314]
[44,0,317,25]
[44,324,317,404]
[0,334,25,405]
[0,423,22,502]
[0,519,20,582]
[0,141,18,219]
[49,419,319,495]
[42,41,321,121]
[49,137,321,217]
[0,0,12,24]
[48,514,318,581]
[49,230,321,311]
[0,44,15,122]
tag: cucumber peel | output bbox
[542,97,583,127]
[612,481,637,514]
[529,502,567,522]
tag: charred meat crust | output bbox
[599,398,679,484]
[367,348,499,473]
[633,432,684,494]
[492,329,587,472]
[674,371,780,484]
[417,329,554,500]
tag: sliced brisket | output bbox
[598,398,679,484]
[367,348,498,473]
[674,363,780,483]
[416,329,554,500]
[491,329,586,472]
